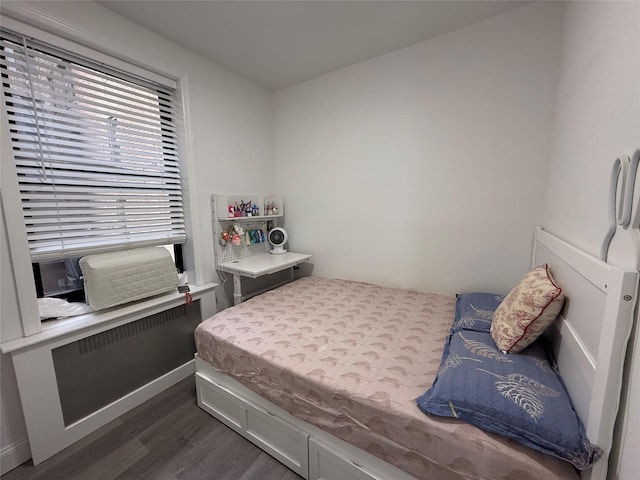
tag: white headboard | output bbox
[533,228,638,480]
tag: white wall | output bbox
[0,0,274,471]
[1,206,30,474]
[541,2,640,479]
[273,1,564,296]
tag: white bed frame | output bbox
[533,228,638,480]
[195,228,638,480]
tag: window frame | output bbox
[1,28,186,262]
[0,15,192,337]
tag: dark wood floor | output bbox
[2,377,301,480]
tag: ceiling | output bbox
[98,1,525,91]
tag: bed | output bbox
[194,228,638,480]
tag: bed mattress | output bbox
[195,276,577,480]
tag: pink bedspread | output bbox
[195,276,577,480]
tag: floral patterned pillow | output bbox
[490,264,564,354]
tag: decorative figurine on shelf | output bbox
[235,201,243,217]
[264,200,278,216]
[228,205,234,218]
[224,223,244,247]
[244,200,253,217]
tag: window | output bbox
[31,244,183,302]
[1,28,186,299]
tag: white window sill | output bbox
[0,283,217,355]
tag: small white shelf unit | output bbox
[212,194,284,267]
[212,194,283,220]
[212,194,310,305]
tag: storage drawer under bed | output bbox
[195,371,309,478]
[309,437,386,480]
[195,368,418,480]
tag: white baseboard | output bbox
[0,437,31,475]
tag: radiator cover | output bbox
[52,301,201,426]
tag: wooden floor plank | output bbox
[117,402,225,479]
[2,377,301,480]
[156,420,246,479]
[176,427,261,480]
[67,438,149,480]
[238,453,302,480]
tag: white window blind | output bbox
[0,29,186,262]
